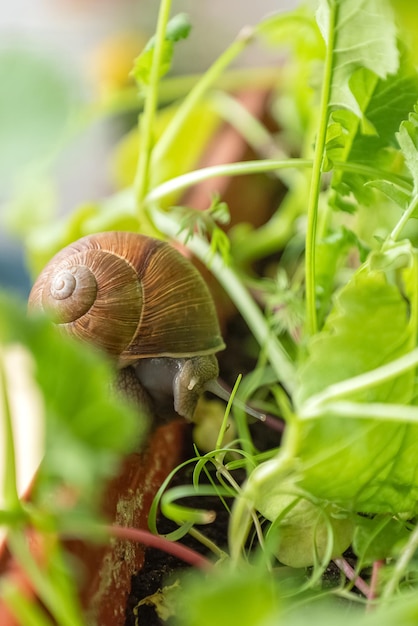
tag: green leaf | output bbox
[131,13,191,87]
[397,107,418,193]
[297,264,415,406]
[353,515,410,564]
[366,180,410,210]
[318,0,399,118]
[268,497,354,568]
[327,45,418,208]
[0,294,146,521]
[292,255,418,512]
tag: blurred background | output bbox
[0,0,299,297]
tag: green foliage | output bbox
[352,515,411,564]
[397,108,418,194]
[318,0,398,118]
[174,195,231,264]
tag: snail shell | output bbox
[28,231,225,365]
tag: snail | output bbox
[28,231,247,423]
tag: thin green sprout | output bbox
[187,526,228,560]
[215,374,242,451]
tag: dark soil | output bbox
[124,425,234,626]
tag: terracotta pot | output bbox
[72,419,187,626]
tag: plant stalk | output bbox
[134,0,173,214]
[390,192,418,241]
[304,1,337,336]
[146,158,312,204]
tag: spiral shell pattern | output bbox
[28,231,225,362]
[43,265,98,323]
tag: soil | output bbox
[124,424,234,626]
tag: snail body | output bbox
[28,231,225,420]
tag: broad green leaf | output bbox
[326,46,418,210]
[176,558,418,626]
[268,497,354,568]
[296,265,415,406]
[318,0,416,213]
[327,46,418,208]
[317,0,398,118]
[293,254,418,512]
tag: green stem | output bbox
[304,400,418,423]
[145,158,312,205]
[134,0,172,213]
[151,26,255,169]
[0,350,21,511]
[153,211,297,394]
[215,374,241,450]
[301,346,418,415]
[188,526,227,560]
[390,192,418,241]
[304,1,337,336]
